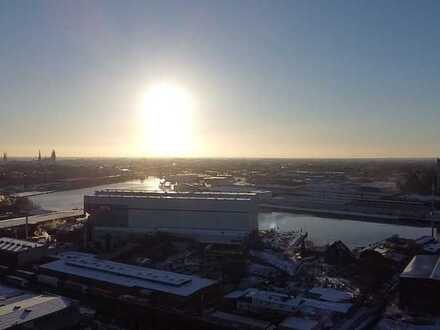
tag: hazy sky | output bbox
[1,1,439,158]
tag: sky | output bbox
[0,0,439,158]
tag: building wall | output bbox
[85,195,258,232]
[0,245,47,268]
[400,277,440,314]
[128,209,254,231]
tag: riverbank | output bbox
[9,175,139,198]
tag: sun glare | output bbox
[140,82,195,157]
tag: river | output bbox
[30,177,163,211]
[30,178,430,248]
[259,212,429,248]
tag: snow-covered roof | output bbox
[301,298,352,314]
[415,236,435,246]
[224,290,247,299]
[0,284,23,300]
[40,252,217,297]
[244,288,302,308]
[308,287,353,303]
[209,311,273,329]
[238,288,352,314]
[423,242,440,254]
[279,316,318,330]
[0,284,73,330]
[0,237,44,253]
[250,250,300,276]
[0,210,83,230]
[401,255,440,280]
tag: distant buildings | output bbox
[1,150,57,162]
[36,149,56,162]
[84,190,258,248]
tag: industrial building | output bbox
[230,288,353,317]
[84,190,258,247]
[0,284,78,330]
[39,252,219,311]
[0,237,47,268]
[278,317,320,330]
[400,255,440,314]
[207,311,275,330]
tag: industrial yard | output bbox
[0,198,439,329]
[0,158,439,329]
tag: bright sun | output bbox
[141,82,195,157]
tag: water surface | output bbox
[30,179,430,248]
[30,177,162,211]
[259,212,430,248]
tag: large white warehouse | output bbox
[84,190,258,246]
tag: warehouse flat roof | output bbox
[0,284,73,330]
[301,298,352,314]
[308,287,353,303]
[40,252,217,297]
[0,210,83,230]
[95,189,257,197]
[244,288,302,308]
[401,255,440,280]
[86,193,252,202]
[0,237,43,253]
[239,288,352,314]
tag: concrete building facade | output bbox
[84,190,258,247]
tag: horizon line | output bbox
[2,155,439,161]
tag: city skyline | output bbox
[1,1,439,158]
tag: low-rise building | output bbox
[0,237,47,268]
[233,288,353,317]
[0,284,78,330]
[278,316,320,330]
[39,251,219,312]
[306,287,353,303]
[237,288,303,315]
[400,255,440,314]
[208,311,275,330]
